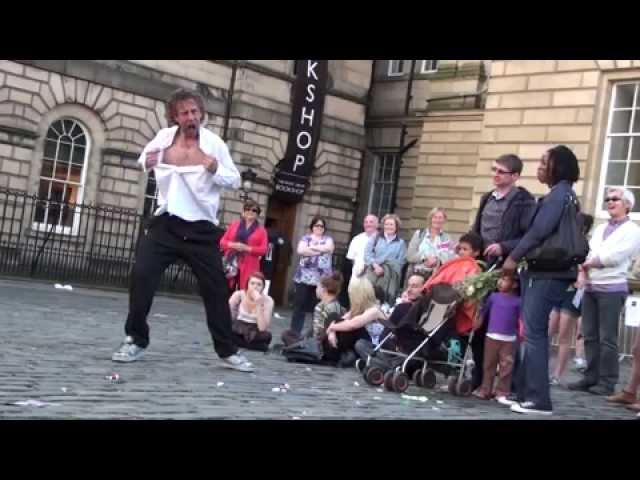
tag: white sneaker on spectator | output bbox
[574,357,586,371]
[222,354,255,372]
[510,401,553,416]
[495,395,518,407]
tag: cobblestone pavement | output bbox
[0,278,636,420]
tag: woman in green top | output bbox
[406,207,454,282]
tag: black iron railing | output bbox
[0,188,199,294]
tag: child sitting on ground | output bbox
[472,272,521,404]
[312,272,346,342]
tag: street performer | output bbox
[111,88,254,372]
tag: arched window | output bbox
[34,118,90,234]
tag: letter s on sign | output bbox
[305,84,316,103]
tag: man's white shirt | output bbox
[138,126,240,225]
[346,231,376,280]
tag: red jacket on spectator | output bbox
[220,220,268,290]
[423,256,482,335]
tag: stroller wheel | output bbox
[455,379,473,397]
[391,371,410,393]
[421,369,437,389]
[355,359,365,373]
[384,369,395,391]
[365,366,385,386]
[448,376,459,396]
[412,369,423,387]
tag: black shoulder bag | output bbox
[525,192,589,271]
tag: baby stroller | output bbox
[355,283,476,396]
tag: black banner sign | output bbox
[272,60,328,203]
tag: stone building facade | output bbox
[0,60,370,302]
[371,60,640,240]
[1,59,639,303]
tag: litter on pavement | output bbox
[105,373,124,383]
[12,399,60,407]
[401,394,428,403]
[54,284,73,291]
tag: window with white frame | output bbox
[387,60,406,77]
[421,60,439,74]
[143,170,159,217]
[598,82,640,217]
[34,118,90,234]
[368,153,399,218]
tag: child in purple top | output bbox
[472,272,521,401]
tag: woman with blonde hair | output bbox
[363,213,407,303]
[324,276,387,367]
[406,207,454,281]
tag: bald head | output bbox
[363,214,379,235]
[405,274,426,302]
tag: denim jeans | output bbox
[581,291,627,390]
[515,271,573,410]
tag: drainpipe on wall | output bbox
[350,60,378,238]
[390,59,416,214]
[222,60,239,142]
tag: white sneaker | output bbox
[510,401,553,416]
[112,336,145,363]
[222,354,255,372]
[574,358,587,370]
[495,395,518,407]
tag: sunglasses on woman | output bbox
[604,197,621,203]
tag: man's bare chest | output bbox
[163,144,202,167]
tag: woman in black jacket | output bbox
[501,145,581,416]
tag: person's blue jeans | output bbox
[515,272,572,411]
